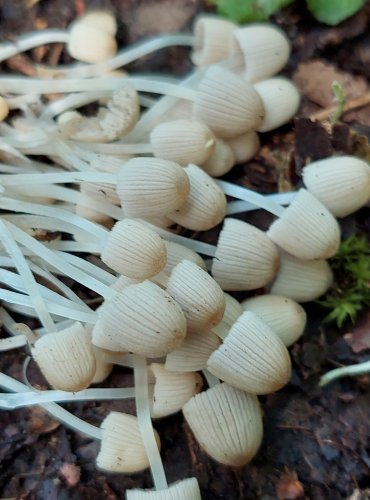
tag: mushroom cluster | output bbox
[0,10,369,499]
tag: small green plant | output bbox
[210,0,365,26]
[318,234,370,327]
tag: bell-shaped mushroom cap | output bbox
[254,77,300,133]
[150,120,215,165]
[165,330,220,372]
[101,219,167,279]
[231,24,291,83]
[201,139,235,178]
[183,383,263,466]
[212,218,280,291]
[163,241,206,275]
[193,66,264,138]
[191,15,236,66]
[168,164,227,231]
[267,189,341,260]
[211,293,243,339]
[97,412,160,473]
[126,478,201,500]
[117,158,190,218]
[269,251,333,302]
[302,156,370,217]
[75,10,117,36]
[226,130,260,164]
[207,311,291,394]
[92,281,187,357]
[166,260,225,333]
[31,322,96,392]
[148,363,203,418]
[242,294,307,346]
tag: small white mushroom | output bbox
[126,478,201,500]
[183,383,263,466]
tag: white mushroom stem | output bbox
[0,220,56,333]
[0,76,196,99]
[36,33,195,78]
[0,386,135,409]
[217,180,285,217]
[227,191,297,214]
[0,372,102,439]
[0,335,28,351]
[0,30,70,62]
[0,288,96,323]
[4,221,113,300]
[0,267,92,314]
[133,354,168,491]
[319,360,370,387]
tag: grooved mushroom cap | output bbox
[242,294,307,346]
[231,24,291,82]
[0,96,9,122]
[191,15,236,67]
[150,120,215,165]
[168,164,227,231]
[302,156,370,217]
[126,478,201,500]
[166,260,225,333]
[269,251,333,303]
[92,281,187,357]
[163,241,206,275]
[201,139,235,178]
[254,77,300,132]
[97,412,160,473]
[117,157,190,218]
[193,66,264,138]
[148,363,203,418]
[165,329,220,372]
[267,189,341,260]
[212,218,280,291]
[101,219,167,279]
[207,311,292,394]
[183,383,263,466]
[31,322,96,392]
[211,293,243,339]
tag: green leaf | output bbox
[210,0,294,23]
[306,0,365,26]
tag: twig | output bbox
[309,90,370,122]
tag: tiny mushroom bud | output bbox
[32,322,96,392]
[207,311,291,394]
[226,130,260,164]
[97,412,160,473]
[67,12,117,63]
[183,383,263,466]
[168,164,227,231]
[302,156,370,217]
[201,139,235,178]
[242,294,307,346]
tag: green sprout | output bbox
[318,234,370,328]
[330,81,346,125]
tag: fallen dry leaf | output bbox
[344,310,370,353]
[276,470,304,500]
